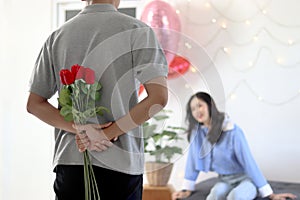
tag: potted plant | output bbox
[143,110,185,186]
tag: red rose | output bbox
[84,68,95,84]
[62,64,95,84]
[74,65,85,80]
[60,69,75,85]
[71,64,81,77]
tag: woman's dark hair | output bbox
[186,92,224,144]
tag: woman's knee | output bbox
[206,182,231,200]
[226,181,257,200]
[227,189,245,200]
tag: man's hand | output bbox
[75,133,113,152]
[75,133,89,152]
[74,122,113,152]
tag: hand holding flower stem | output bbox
[74,122,113,152]
[58,64,111,200]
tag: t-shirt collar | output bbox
[80,4,117,14]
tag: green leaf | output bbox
[95,92,101,101]
[163,146,182,162]
[160,109,173,113]
[58,88,72,106]
[161,130,177,138]
[153,115,169,121]
[150,145,162,156]
[60,105,72,116]
[143,124,157,139]
[142,109,186,162]
[144,141,149,150]
[167,126,186,131]
[150,151,162,156]
[95,106,110,116]
[64,113,74,122]
[60,106,74,121]
[90,91,96,100]
[152,133,164,142]
[80,83,88,94]
[91,82,102,91]
[82,108,96,119]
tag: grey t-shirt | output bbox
[29,4,168,175]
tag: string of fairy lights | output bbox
[160,0,300,105]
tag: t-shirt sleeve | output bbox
[29,40,57,99]
[131,26,168,84]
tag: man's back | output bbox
[31,3,167,174]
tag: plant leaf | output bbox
[64,113,74,122]
[95,106,110,116]
[153,115,169,121]
[167,126,186,131]
[90,91,96,100]
[60,106,74,121]
[83,108,96,119]
[58,88,72,106]
[143,124,157,139]
[163,146,182,162]
[152,133,164,142]
[80,83,88,94]
[93,92,100,101]
[161,130,177,139]
[91,82,102,91]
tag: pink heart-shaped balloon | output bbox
[141,0,181,64]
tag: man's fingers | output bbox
[78,144,87,152]
[75,134,90,152]
[101,139,113,147]
[89,140,113,152]
[76,133,88,143]
[90,142,106,152]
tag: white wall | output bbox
[1,0,299,199]
[0,0,54,199]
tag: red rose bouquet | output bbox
[58,64,109,200]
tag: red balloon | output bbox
[138,84,145,96]
[140,0,181,64]
[168,55,190,79]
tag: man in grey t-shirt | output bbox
[27,0,168,199]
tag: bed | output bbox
[185,178,300,200]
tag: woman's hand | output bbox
[269,193,297,200]
[172,190,192,200]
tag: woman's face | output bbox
[190,97,211,126]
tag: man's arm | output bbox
[103,76,168,140]
[26,93,76,133]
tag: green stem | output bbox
[89,164,96,200]
[90,162,100,199]
[84,150,101,200]
[86,85,91,112]
[83,151,89,200]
